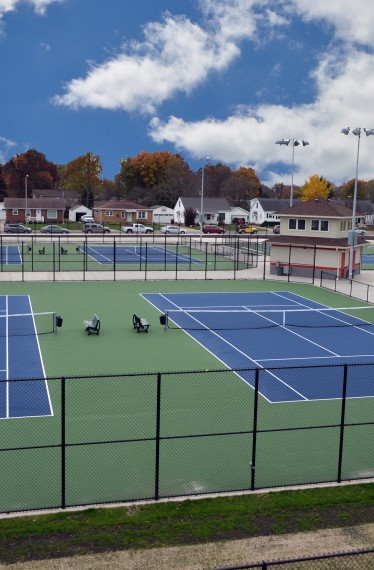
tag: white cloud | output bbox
[0,0,61,15]
[54,1,287,112]
[0,135,16,162]
[150,44,374,187]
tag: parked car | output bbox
[82,223,111,234]
[40,225,70,234]
[237,225,257,234]
[355,227,366,236]
[4,223,32,234]
[202,224,225,234]
[232,217,245,225]
[273,225,280,234]
[80,216,95,224]
[160,225,186,235]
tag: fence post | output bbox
[61,377,66,509]
[154,372,162,501]
[337,365,348,483]
[251,368,260,491]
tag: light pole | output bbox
[341,127,374,279]
[275,138,309,206]
[199,156,211,241]
[25,175,29,225]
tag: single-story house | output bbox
[93,201,153,224]
[268,198,366,279]
[174,197,231,225]
[4,198,66,224]
[151,205,174,225]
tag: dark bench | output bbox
[61,246,68,255]
[39,246,45,255]
[83,314,100,335]
[133,313,150,333]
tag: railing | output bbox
[320,271,374,303]
[1,362,373,514]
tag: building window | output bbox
[46,209,57,219]
[105,211,113,217]
[12,209,18,215]
[137,211,146,219]
[311,219,329,232]
[289,218,306,230]
[121,212,126,219]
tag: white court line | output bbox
[155,293,308,401]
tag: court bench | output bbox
[133,313,150,333]
[83,314,100,335]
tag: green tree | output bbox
[300,174,334,202]
[184,207,197,226]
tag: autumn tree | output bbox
[340,178,368,201]
[221,166,260,207]
[118,151,190,192]
[3,149,58,193]
[300,174,334,202]
[62,153,103,208]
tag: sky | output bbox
[1,0,374,188]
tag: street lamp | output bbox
[199,156,211,241]
[25,175,29,225]
[341,127,374,279]
[275,138,309,207]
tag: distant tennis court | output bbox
[143,290,374,403]
[0,245,22,265]
[0,295,53,419]
[81,243,205,265]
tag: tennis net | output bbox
[162,305,374,331]
[0,311,57,337]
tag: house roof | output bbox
[178,197,230,211]
[278,198,352,217]
[4,198,65,209]
[94,201,151,210]
[268,235,367,248]
[253,198,298,212]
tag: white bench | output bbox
[83,314,100,335]
[133,313,150,333]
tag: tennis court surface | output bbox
[0,295,53,419]
[82,244,204,265]
[143,290,374,403]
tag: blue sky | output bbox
[1,0,374,188]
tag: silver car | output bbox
[160,225,186,234]
[82,223,111,234]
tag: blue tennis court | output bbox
[143,290,374,403]
[0,246,22,265]
[82,244,204,265]
[0,295,53,419]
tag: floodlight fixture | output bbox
[275,136,310,206]
[341,126,374,278]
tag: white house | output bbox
[68,204,93,223]
[151,205,174,225]
[174,197,231,225]
[249,198,297,226]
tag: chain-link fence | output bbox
[213,548,374,569]
[0,234,259,281]
[1,362,373,513]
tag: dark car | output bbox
[202,224,225,234]
[40,225,70,234]
[4,223,32,234]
